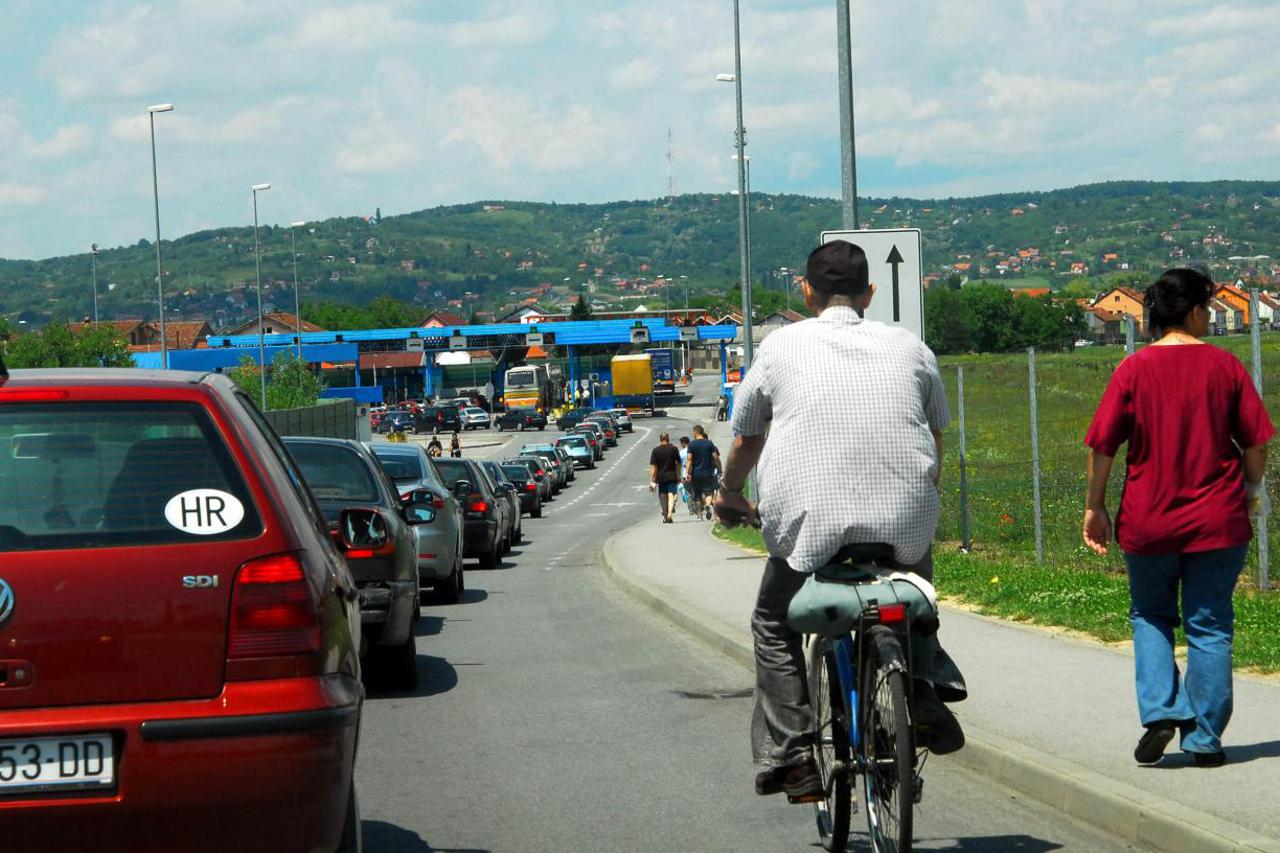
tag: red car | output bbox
[0,362,364,852]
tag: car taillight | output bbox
[535,469,545,477]
[227,553,321,680]
[526,482,537,491]
[467,494,489,516]
[433,496,445,509]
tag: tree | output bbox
[570,293,594,321]
[266,351,324,410]
[374,207,382,224]
[4,323,132,368]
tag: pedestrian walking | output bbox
[426,436,443,458]
[648,432,682,523]
[449,432,462,458]
[1083,267,1274,768]
[715,394,728,422]
[685,424,721,521]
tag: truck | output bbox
[644,347,676,395]
[611,353,655,413]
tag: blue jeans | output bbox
[1124,544,1247,754]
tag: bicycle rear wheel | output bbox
[806,637,851,852]
[859,627,914,853]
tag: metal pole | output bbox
[732,0,754,370]
[1125,315,1136,355]
[1250,289,1270,590]
[836,0,860,229]
[90,245,99,323]
[149,112,168,368]
[1027,347,1044,565]
[253,189,267,409]
[958,366,970,553]
[291,224,302,359]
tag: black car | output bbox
[376,411,416,434]
[430,457,511,570]
[495,407,548,431]
[501,462,543,517]
[481,460,523,547]
[508,455,553,501]
[555,407,595,430]
[417,405,463,434]
[283,436,431,691]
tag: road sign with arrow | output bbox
[820,228,924,339]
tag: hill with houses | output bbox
[2,180,1279,333]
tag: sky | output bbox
[2,0,1279,260]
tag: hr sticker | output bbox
[163,489,245,535]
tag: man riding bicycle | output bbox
[715,240,966,803]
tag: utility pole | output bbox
[732,0,754,369]
[836,0,860,229]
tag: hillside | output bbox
[2,180,1278,329]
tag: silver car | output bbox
[369,442,467,603]
[461,406,491,430]
[608,407,635,433]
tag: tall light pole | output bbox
[733,152,753,320]
[719,4,753,369]
[290,220,306,358]
[251,183,271,409]
[147,103,173,366]
[836,0,860,229]
[90,244,100,322]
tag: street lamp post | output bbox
[719,1,754,370]
[90,244,100,322]
[290,221,306,358]
[733,153,753,318]
[147,103,173,366]
[252,183,272,409]
[836,0,860,229]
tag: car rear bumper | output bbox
[518,493,539,511]
[0,675,360,852]
[358,579,417,646]
[462,519,498,554]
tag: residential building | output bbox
[220,311,326,338]
[1093,287,1146,335]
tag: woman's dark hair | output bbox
[1145,268,1213,332]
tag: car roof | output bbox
[3,367,212,387]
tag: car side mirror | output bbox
[500,482,515,494]
[405,501,436,525]
[453,480,473,499]
[402,489,435,506]
[336,508,394,556]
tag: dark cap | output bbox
[806,241,869,296]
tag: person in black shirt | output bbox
[648,432,682,523]
[684,424,721,521]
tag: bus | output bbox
[502,364,559,413]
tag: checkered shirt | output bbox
[731,305,950,572]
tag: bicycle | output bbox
[719,508,931,853]
[800,544,932,853]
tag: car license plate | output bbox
[0,734,115,795]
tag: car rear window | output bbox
[287,442,378,502]
[501,465,530,481]
[432,458,473,488]
[372,450,424,483]
[0,402,262,552]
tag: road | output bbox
[356,389,1137,852]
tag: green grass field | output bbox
[712,331,1280,671]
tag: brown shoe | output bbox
[755,758,823,802]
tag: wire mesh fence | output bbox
[936,329,1279,591]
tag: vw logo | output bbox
[0,579,13,629]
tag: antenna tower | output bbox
[666,126,675,203]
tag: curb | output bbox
[600,524,1280,853]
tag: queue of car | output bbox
[0,355,633,853]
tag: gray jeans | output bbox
[751,547,967,767]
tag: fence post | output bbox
[1125,315,1136,355]
[1250,290,1270,591]
[1027,347,1044,566]
[957,366,970,553]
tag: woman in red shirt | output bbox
[1084,268,1273,769]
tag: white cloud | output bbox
[609,58,661,90]
[30,124,91,159]
[0,183,48,205]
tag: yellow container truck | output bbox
[611,354,654,414]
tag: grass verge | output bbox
[712,525,1280,673]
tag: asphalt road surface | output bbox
[356,400,1137,852]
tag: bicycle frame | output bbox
[829,608,915,753]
